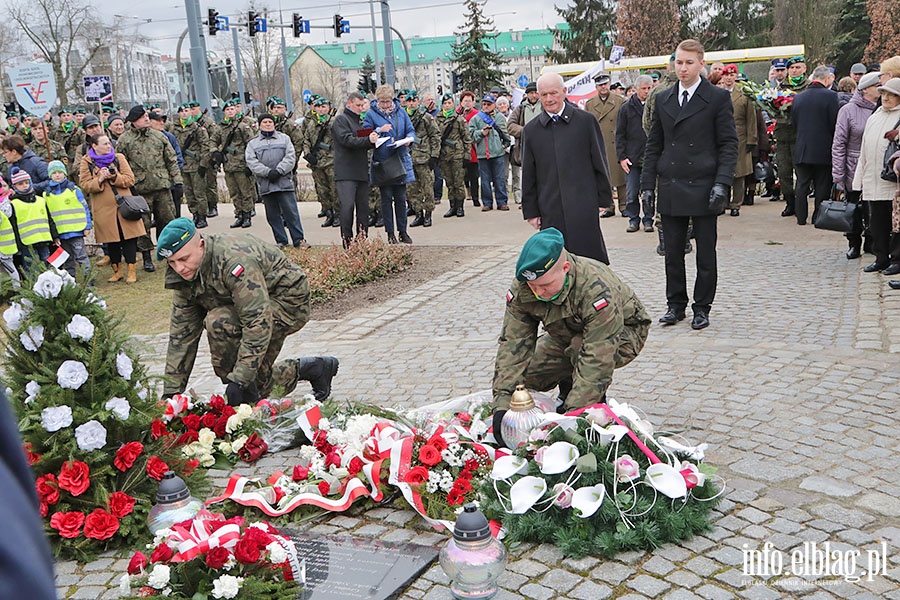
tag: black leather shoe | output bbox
[889,280,900,290]
[846,247,861,260]
[781,207,795,217]
[423,211,432,227]
[863,261,889,273]
[456,207,465,217]
[600,209,615,218]
[321,210,334,227]
[398,231,413,244]
[387,233,398,244]
[374,214,384,228]
[882,263,900,276]
[195,216,208,229]
[410,211,425,227]
[691,311,710,330]
[658,309,686,325]
[730,209,740,217]
[317,208,327,218]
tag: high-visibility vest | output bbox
[0,211,17,256]
[11,197,52,246]
[44,188,87,235]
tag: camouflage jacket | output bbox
[163,233,311,394]
[275,115,303,155]
[209,116,256,172]
[493,253,651,410]
[171,120,210,173]
[299,113,335,169]
[31,138,68,166]
[409,107,440,165]
[49,124,84,163]
[116,126,183,191]
[643,71,679,135]
[433,111,472,161]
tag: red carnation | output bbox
[150,543,174,563]
[428,434,448,452]
[127,551,149,575]
[291,465,309,481]
[177,430,199,445]
[233,537,261,564]
[317,481,331,496]
[447,489,466,506]
[465,458,479,472]
[150,420,168,440]
[83,508,120,540]
[404,466,429,485]
[23,442,40,465]
[418,444,442,467]
[237,433,268,463]
[50,511,85,539]
[108,492,136,519]
[221,405,236,418]
[114,441,144,472]
[58,460,91,496]
[201,413,218,429]
[324,450,341,468]
[146,456,169,481]
[181,414,201,431]
[458,469,474,481]
[347,457,364,476]
[243,526,273,549]
[36,474,59,505]
[205,546,231,569]
[208,394,226,414]
[273,486,285,504]
[39,501,48,518]
[183,459,200,476]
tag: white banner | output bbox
[564,59,605,108]
[10,63,57,116]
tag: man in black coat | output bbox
[332,92,379,247]
[641,39,738,330]
[521,72,614,265]
[791,65,840,225]
[616,74,654,233]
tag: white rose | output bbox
[25,380,40,404]
[211,575,244,599]
[20,325,44,352]
[231,435,249,454]
[147,564,171,590]
[66,314,95,342]
[3,303,26,330]
[32,270,64,298]
[86,292,107,309]
[266,541,287,564]
[105,397,131,420]
[135,384,148,400]
[225,413,243,434]
[236,404,253,420]
[41,405,73,432]
[199,453,216,468]
[198,428,216,448]
[75,420,108,452]
[57,360,89,389]
[218,441,233,455]
[116,352,133,380]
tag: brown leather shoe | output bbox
[481,205,493,212]
[498,205,510,211]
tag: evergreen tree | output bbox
[832,0,870,75]
[359,53,377,93]
[701,0,773,51]
[616,0,681,57]
[545,0,616,63]
[451,0,507,95]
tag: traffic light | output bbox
[437,85,443,95]
[333,14,343,38]
[452,72,463,93]
[248,11,257,37]
[208,8,218,36]
[292,13,303,38]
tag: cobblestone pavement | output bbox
[57,205,900,599]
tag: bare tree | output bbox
[772,0,839,65]
[11,0,105,103]
[309,64,346,105]
[240,6,285,105]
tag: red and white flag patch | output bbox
[231,265,244,277]
[593,298,609,311]
[506,289,514,303]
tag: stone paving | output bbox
[56,202,900,599]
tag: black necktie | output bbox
[681,90,689,108]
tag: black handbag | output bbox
[372,152,407,186]
[116,192,150,221]
[881,117,900,182]
[813,190,858,233]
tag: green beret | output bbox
[177,103,192,112]
[74,108,87,114]
[313,97,330,106]
[58,106,73,116]
[786,56,805,66]
[188,101,200,108]
[516,228,565,282]
[156,217,196,261]
[101,106,113,113]
[441,93,454,103]
[406,90,419,100]
[223,98,240,108]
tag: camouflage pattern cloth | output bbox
[493,253,651,411]
[31,138,68,167]
[772,77,810,199]
[643,71,679,136]
[409,107,440,212]
[209,115,255,173]
[49,123,84,165]
[435,110,471,205]
[164,233,311,396]
[136,189,178,252]
[116,126,183,192]
[275,114,304,197]
[223,170,256,214]
[301,113,337,211]
[172,119,210,217]
[198,114,220,213]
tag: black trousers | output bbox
[868,201,900,266]
[794,163,832,224]
[662,214,717,313]
[844,191,867,251]
[336,179,370,242]
[464,160,479,201]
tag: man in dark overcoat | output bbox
[521,72,614,265]
[640,39,738,330]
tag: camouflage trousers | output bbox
[369,185,381,212]
[183,170,207,217]
[311,166,338,212]
[775,139,796,198]
[521,327,649,409]
[136,189,177,253]
[224,169,256,214]
[439,157,466,204]
[205,305,309,397]
[409,163,435,212]
[203,167,219,211]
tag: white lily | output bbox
[645,463,688,499]
[571,484,605,518]
[509,476,547,514]
[657,436,708,461]
[536,414,580,431]
[590,423,629,444]
[490,455,528,480]
[538,441,579,475]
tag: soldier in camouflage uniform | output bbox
[192,102,220,217]
[172,103,210,228]
[491,228,650,447]
[773,56,810,218]
[116,105,182,272]
[405,91,440,227]
[300,97,339,228]
[210,98,257,228]
[30,121,68,166]
[267,96,304,202]
[49,107,83,168]
[158,217,339,403]
[435,93,471,218]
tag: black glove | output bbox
[708,183,730,213]
[225,381,260,406]
[161,393,174,401]
[492,410,507,449]
[267,169,281,182]
[746,144,757,154]
[211,150,225,165]
[427,157,439,169]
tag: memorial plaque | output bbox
[284,531,440,600]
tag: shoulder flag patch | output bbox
[506,289,514,304]
[231,265,245,278]
[593,298,609,311]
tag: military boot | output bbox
[423,211,432,227]
[294,356,340,401]
[230,212,244,228]
[410,210,425,227]
[207,206,218,218]
[321,209,334,227]
[317,207,328,218]
[142,251,156,273]
[331,213,341,227]
[656,228,665,256]
[443,200,457,218]
[556,378,573,414]
[241,212,252,228]
[368,209,379,227]
[374,212,384,228]
[195,215,208,229]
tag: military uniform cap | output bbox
[593,74,610,85]
[156,217,197,261]
[312,97,330,106]
[516,227,565,282]
[441,92,454,103]
[223,97,241,108]
[405,90,418,100]
[649,72,661,81]
[177,102,192,112]
[771,58,787,69]
[786,56,805,66]
[74,107,87,114]
[125,105,147,123]
[58,106,73,116]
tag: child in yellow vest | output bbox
[9,167,57,275]
[0,175,22,285]
[44,160,91,277]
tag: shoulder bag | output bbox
[115,190,150,221]
[813,186,858,233]
[880,117,900,183]
[372,152,407,186]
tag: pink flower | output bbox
[533,446,547,469]
[551,483,574,508]
[679,461,706,489]
[614,454,640,482]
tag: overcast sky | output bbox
[118,0,560,57]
